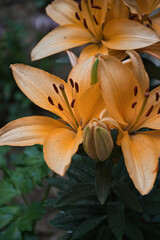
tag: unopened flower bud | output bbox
[83,121,113,161]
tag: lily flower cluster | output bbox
[0,0,160,196]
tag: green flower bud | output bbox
[83,121,113,161]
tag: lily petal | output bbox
[43,127,82,175]
[11,64,72,122]
[140,42,160,60]
[98,55,143,126]
[105,0,129,22]
[0,116,65,146]
[79,44,109,63]
[137,86,160,130]
[66,50,78,67]
[123,0,142,18]
[126,50,149,94]
[103,19,159,50]
[78,83,105,127]
[31,25,96,61]
[121,131,158,195]
[68,55,95,95]
[46,0,80,25]
[140,130,160,155]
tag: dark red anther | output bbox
[146,105,154,117]
[75,82,79,93]
[93,15,98,25]
[132,102,137,109]
[69,78,74,88]
[134,86,138,96]
[58,103,63,111]
[84,0,88,3]
[83,18,88,29]
[156,92,159,102]
[75,12,80,20]
[59,84,65,91]
[71,99,76,108]
[53,83,59,94]
[92,5,101,9]
[91,0,94,6]
[48,96,54,105]
[78,2,82,11]
[157,108,160,114]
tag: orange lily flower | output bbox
[98,50,160,195]
[0,58,104,176]
[31,0,159,62]
[123,0,160,59]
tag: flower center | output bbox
[47,80,79,129]
[128,87,160,133]
[128,87,150,132]
[75,0,103,42]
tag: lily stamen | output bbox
[59,84,78,127]
[146,105,154,117]
[128,88,150,132]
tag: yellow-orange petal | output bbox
[11,64,72,122]
[98,55,143,127]
[31,25,96,61]
[0,116,65,146]
[46,0,80,26]
[126,50,149,94]
[139,131,160,156]
[43,127,82,176]
[66,50,78,67]
[121,131,158,195]
[78,83,105,127]
[105,0,129,23]
[79,44,109,63]
[136,86,160,130]
[123,0,142,18]
[108,49,127,61]
[139,42,160,60]
[68,55,95,96]
[103,19,159,50]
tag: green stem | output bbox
[41,184,52,205]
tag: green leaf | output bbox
[107,202,125,240]
[50,210,92,231]
[17,202,45,231]
[0,146,10,167]
[0,206,20,230]
[9,168,34,194]
[23,232,37,240]
[95,161,111,205]
[46,177,74,191]
[96,225,112,240]
[71,216,107,240]
[112,181,142,212]
[55,184,95,208]
[141,199,160,214]
[0,222,22,240]
[0,180,19,206]
[125,220,144,240]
